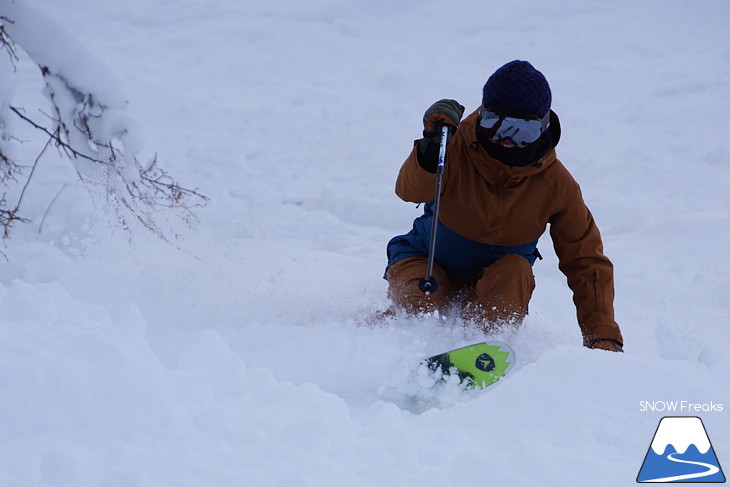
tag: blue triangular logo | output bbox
[637,416,726,483]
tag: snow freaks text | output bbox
[639,401,724,413]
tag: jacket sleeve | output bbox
[549,183,624,346]
[394,140,438,203]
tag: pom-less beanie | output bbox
[482,60,552,117]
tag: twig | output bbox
[1,152,23,186]
[16,134,52,211]
[9,105,105,164]
[0,17,19,67]
[3,63,208,244]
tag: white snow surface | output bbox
[1,0,729,486]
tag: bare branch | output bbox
[9,105,103,165]
[0,151,23,186]
[0,16,20,68]
[0,28,208,244]
[0,20,22,192]
[0,135,53,238]
[138,155,209,206]
[1,193,31,239]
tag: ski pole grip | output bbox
[437,124,449,169]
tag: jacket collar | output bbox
[456,108,560,185]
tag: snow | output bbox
[0,0,128,107]
[1,0,729,485]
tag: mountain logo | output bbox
[474,353,495,372]
[637,416,725,483]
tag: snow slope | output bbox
[1,1,729,485]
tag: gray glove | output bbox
[417,99,465,173]
[422,99,465,134]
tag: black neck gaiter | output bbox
[476,111,561,167]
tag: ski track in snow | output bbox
[1,1,729,486]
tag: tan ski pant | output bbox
[386,254,536,327]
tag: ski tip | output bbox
[424,341,516,389]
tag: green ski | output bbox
[424,341,515,389]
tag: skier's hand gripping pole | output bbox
[418,124,449,295]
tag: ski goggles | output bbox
[479,107,550,146]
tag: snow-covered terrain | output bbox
[1,0,728,485]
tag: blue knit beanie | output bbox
[482,60,552,117]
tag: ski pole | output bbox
[418,124,449,295]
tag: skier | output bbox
[385,60,624,352]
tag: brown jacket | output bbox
[395,109,623,345]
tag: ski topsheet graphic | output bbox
[637,416,726,483]
[424,341,514,389]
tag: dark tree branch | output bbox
[0,17,19,67]
[0,135,52,239]
[9,105,103,165]
[0,151,22,186]
[0,30,208,245]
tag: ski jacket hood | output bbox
[462,108,561,190]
